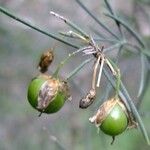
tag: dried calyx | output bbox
[27,74,70,114]
[89,97,137,144]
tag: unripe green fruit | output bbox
[100,104,128,136]
[27,75,69,114]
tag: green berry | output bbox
[100,104,128,136]
[27,75,69,114]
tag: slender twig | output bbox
[53,46,91,77]
[59,30,88,41]
[103,40,126,52]
[103,68,130,109]
[115,69,121,99]
[137,54,145,97]
[120,81,150,145]
[50,11,89,39]
[126,42,150,57]
[104,0,124,38]
[75,0,119,40]
[90,27,107,39]
[0,6,78,49]
[104,13,145,48]
[94,37,118,43]
[67,57,94,80]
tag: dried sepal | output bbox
[89,98,119,127]
[89,97,138,139]
[127,111,138,129]
[37,77,70,111]
[37,78,59,110]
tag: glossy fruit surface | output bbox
[27,75,69,114]
[27,77,46,108]
[100,104,128,136]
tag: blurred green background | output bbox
[0,0,150,150]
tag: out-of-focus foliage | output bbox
[0,0,150,150]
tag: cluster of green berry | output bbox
[27,50,136,144]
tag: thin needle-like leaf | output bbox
[0,6,78,49]
[137,54,146,97]
[104,0,113,15]
[94,37,118,43]
[104,0,124,38]
[75,0,119,40]
[103,68,130,110]
[104,40,126,53]
[90,27,107,39]
[50,11,89,39]
[104,13,145,48]
[67,57,94,80]
[120,81,150,145]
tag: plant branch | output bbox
[75,0,119,40]
[104,0,124,38]
[50,11,89,40]
[104,13,145,48]
[0,6,78,49]
[103,40,126,52]
[67,57,93,80]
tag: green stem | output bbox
[67,57,93,80]
[59,30,88,42]
[50,11,89,39]
[76,0,119,40]
[104,13,145,48]
[104,40,126,52]
[115,69,121,99]
[53,47,87,78]
[104,0,124,38]
[0,6,78,49]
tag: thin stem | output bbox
[94,37,118,43]
[53,47,89,77]
[103,40,126,53]
[137,54,145,97]
[115,69,121,99]
[104,13,145,48]
[75,0,119,40]
[0,6,78,49]
[59,30,88,41]
[126,42,150,57]
[50,11,89,40]
[104,0,125,38]
[103,67,130,110]
[120,81,150,145]
[90,27,107,39]
[67,57,93,80]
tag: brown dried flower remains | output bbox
[37,76,70,111]
[89,98,127,127]
[38,50,54,73]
